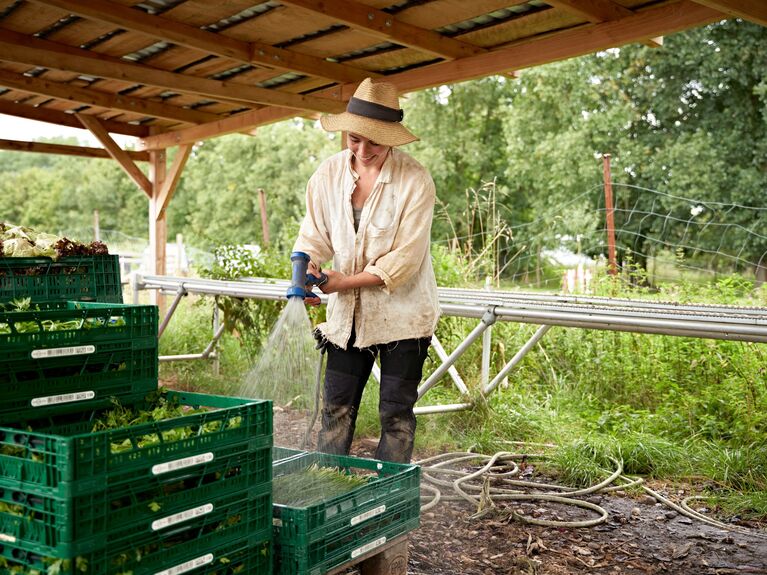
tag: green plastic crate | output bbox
[0,443,272,557]
[274,492,419,575]
[0,301,158,424]
[0,255,123,304]
[272,453,420,575]
[272,452,419,535]
[0,526,272,574]
[0,391,272,499]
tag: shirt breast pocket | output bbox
[364,223,397,260]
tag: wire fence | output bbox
[431,181,767,290]
[67,180,767,292]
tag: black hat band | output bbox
[346,97,404,122]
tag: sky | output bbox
[1,114,136,147]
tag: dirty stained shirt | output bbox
[293,147,440,350]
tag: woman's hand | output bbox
[318,269,347,294]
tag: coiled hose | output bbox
[415,446,767,538]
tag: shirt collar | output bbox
[344,148,395,184]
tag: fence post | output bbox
[602,153,618,275]
[258,188,270,247]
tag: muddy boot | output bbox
[316,403,357,455]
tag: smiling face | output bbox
[347,132,391,170]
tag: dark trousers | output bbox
[317,331,431,463]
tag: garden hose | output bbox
[415,447,767,538]
[302,348,325,449]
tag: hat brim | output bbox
[320,112,418,146]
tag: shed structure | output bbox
[0,0,765,277]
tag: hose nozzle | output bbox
[287,251,328,299]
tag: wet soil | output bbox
[272,409,767,575]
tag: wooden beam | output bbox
[0,138,149,160]
[137,106,298,150]
[0,30,346,114]
[279,0,485,59]
[546,0,664,47]
[545,0,632,22]
[691,0,767,26]
[77,113,152,196]
[0,99,150,137]
[388,1,723,92]
[30,0,375,83]
[137,1,719,150]
[0,69,217,125]
[156,143,191,218]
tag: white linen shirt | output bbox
[293,147,440,349]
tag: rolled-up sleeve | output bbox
[292,174,334,266]
[365,174,435,293]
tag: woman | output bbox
[293,77,440,463]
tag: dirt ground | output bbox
[272,408,767,575]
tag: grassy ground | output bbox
[159,275,767,520]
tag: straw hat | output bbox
[320,78,418,146]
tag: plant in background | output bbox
[199,244,285,360]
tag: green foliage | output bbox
[199,244,287,360]
[158,297,251,394]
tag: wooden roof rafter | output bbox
[0,0,760,150]
[0,67,219,124]
[135,0,726,151]
[691,0,767,26]
[0,29,346,114]
[278,0,488,59]
[29,0,378,83]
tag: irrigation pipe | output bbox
[415,450,767,537]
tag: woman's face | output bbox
[347,133,390,169]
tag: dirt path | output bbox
[409,493,767,574]
[273,410,767,575]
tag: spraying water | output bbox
[238,252,327,450]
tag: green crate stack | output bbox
[272,452,420,575]
[0,391,273,574]
[0,255,123,304]
[1,527,273,574]
[0,301,158,424]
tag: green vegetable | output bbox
[0,222,110,260]
[273,464,370,507]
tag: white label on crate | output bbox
[273,518,283,527]
[31,345,95,359]
[154,553,214,575]
[151,503,214,531]
[350,505,386,526]
[151,452,214,475]
[351,536,387,559]
[31,391,95,407]
[0,533,16,543]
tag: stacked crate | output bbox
[0,255,274,574]
[272,451,421,575]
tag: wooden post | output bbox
[93,209,100,241]
[149,146,167,313]
[257,188,270,246]
[176,233,185,276]
[602,153,618,276]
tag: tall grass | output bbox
[160,261,767,518]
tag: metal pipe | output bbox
[483,325,552,395]
[418,308,497,399]
[414,403,473,415]
[160,353,218,362]
[212,297,221,376]
[157,287,186,337]
[430,335,469,395]
[202,323,226,359]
